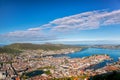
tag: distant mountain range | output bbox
[0,44,5,47]
[56,40,120,45]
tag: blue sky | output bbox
[0,0,120,44]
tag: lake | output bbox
[25,70,44,78]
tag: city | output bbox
[0,0,120,80]
[0,44,120,80]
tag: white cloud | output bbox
[0,30,57,43]
[0,9,120,43]
[27,28,42,31]
[42,10,120,32]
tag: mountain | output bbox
[4,43,81,50]
[92,45,120,49]
[0,44,5,47]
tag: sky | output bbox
[0,0,120,44]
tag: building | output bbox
[0,71,6,80]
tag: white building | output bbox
[0,71,6,80]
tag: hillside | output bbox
[0,47,22,54]
[92,71,120,80]
[4,43,79,50]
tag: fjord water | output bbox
[55,48,120,69]
[67,48,120,61]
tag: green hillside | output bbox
[5,43,62,50]
[4,43,80,50]
[92,71,120,80]
[0,47,22,54]
[0,43,82,55]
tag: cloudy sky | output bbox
[0,0,120,44]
